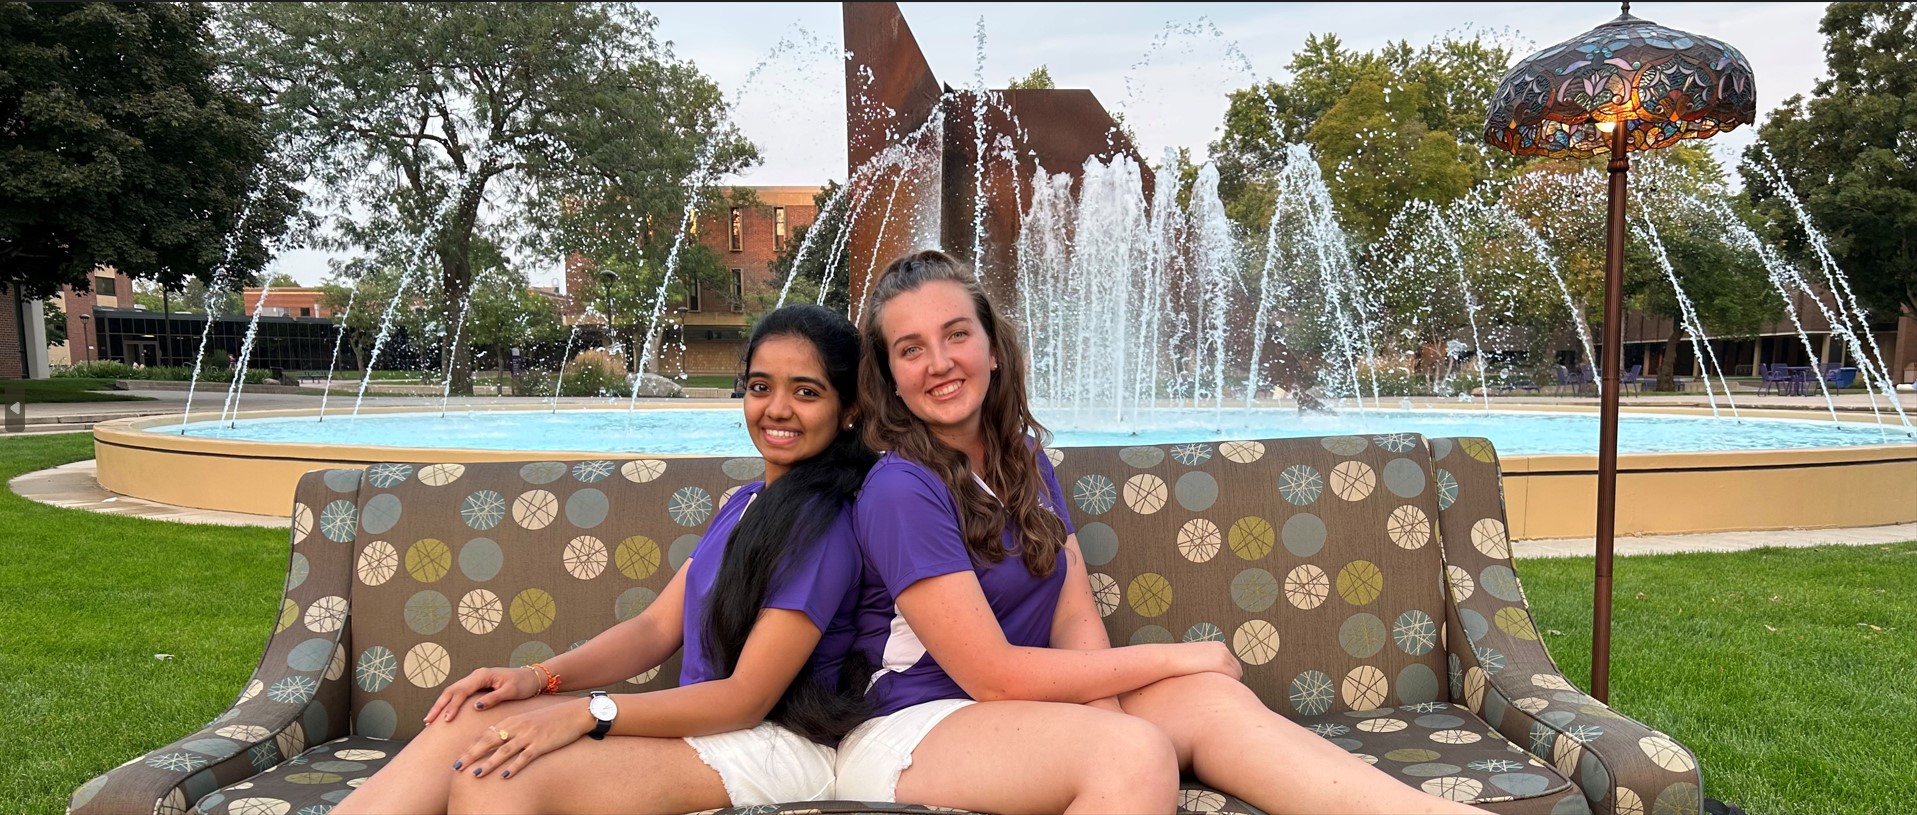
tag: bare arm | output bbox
[588,607,824,737]
[898,567,1237,704]
[457,607,829,778]
[1047,533,1124,713]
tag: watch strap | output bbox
[588,691,613,740]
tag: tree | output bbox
[1742,2,1917,320]
[1006,66,1055,90]
[1306,79,1477,243]
[1209,33,1517,237]
[221,3,757,395]
[1493,147,1778,389]
[463,268,568,384]
[767,182,851,315]
[0,3,300,298]
[43,300,65,346]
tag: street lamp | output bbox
[1484,1,1754,701]
[598,268,618,353]
[78,313,92,363]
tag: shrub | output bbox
[53,361,135,379]
[560,349,627,397]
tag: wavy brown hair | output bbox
[856,249,1067,576]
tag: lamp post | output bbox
[1484,1,1753,702]
[78,313,92,363]
[598,268,618,355]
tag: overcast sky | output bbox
[276,2,1831,288]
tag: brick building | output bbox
[243,287,338,319]
[48,268,135,367]
[564,186,821,376]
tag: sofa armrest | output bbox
[1427,438,1704,815]
[70,469,363,814]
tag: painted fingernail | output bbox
[474,702,485,710]
[501,770,511,779]
[452,760,463,770]
[473,768,483,777]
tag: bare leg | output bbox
[894,701,1181,815]
[1120,673,1489,815]
[333,696,581,815]
[444,732,727,815]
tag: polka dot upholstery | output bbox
[73,437,1700,815]
[1430,438,1703,815]
[1056,437,1454,718]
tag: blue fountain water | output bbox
[161,408,1912,456]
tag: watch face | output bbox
[588,694,618,721]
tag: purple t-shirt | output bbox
[678,481,863,689]
[850,447,1076,716]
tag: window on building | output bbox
[685,280,702,313]
[774,207,787,251]
[728,207,743,252]
[94,275,117,297]
[299,307,312,317]
[731,269,745,313]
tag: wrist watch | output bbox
[586,691,617,740]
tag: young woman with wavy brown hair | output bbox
[834,249,1489,815]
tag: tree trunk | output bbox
[1657,321,1682,392]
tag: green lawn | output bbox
[3,432,1912,814]
[5,377,153,403]
[1517,547,1917,814]
[1,434,286,815]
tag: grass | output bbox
[5,377,152,403]
[1518,548,1917,814]
[3,432,1911,814]
[1,434,286,815]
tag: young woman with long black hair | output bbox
[834,250,1489,815]
[334,304,876,814]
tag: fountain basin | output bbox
[93,404,1917,539]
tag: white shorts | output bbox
[683,720,837,806]
[833,698,976,802]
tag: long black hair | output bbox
[701,303,876,744]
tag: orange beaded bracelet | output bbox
[527,662,561,694]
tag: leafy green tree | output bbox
[1742,1,1917,320]
[317,265,405,373]
[221,2,757,394]
[767,182,850,315]
[0,3,300,298]
[1307,79,1477,243]
[43,300,65,346]
[1006,66,1055,90]
[1210,33,1516,237]
[1494,147,1777,389]
[464,268,568,385]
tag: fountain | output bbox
[91,2,1916,540]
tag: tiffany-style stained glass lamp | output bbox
[1483,2,1755,702]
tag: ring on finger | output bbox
[491,726,510,741]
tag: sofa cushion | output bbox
[1294,702,1587,815]
[1048,435,1452,716]
[346,458,763,741]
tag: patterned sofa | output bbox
[71,435,1705,815]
